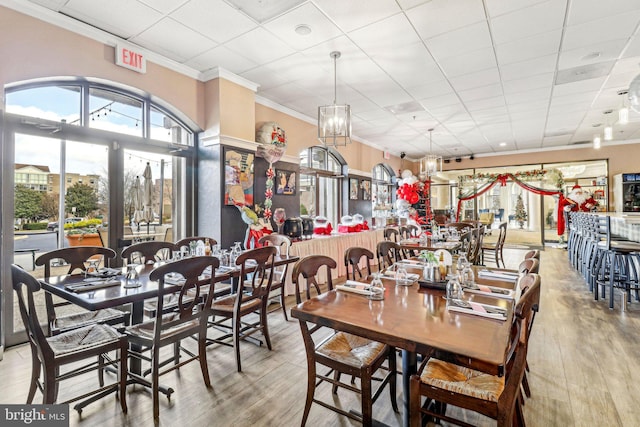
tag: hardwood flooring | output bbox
[2,247,639,426]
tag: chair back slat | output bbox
[344,247,373,281]
[237,246,278,301]
[122,241,176,264]
[292,255,337,305]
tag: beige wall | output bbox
[219,79,255,141]
[0,6,204,127]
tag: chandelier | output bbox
[318,51,352,148]
[419,128,442,178]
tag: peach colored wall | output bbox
[219,79,255,141]
[0,6,204,127]
[441,143,640,178]
[203,79,221,135]
[255,103,403,174]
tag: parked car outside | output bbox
[46,217,83,231]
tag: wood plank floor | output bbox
[2,247,639,426]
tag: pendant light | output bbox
[317,51,352,148]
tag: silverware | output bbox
[451,299,506,315]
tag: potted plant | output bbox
[65,218,103,247]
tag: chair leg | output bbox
[43,368,57,404]
[280,290,289,321]
[27,346,40,404]
[98,354,105,387]
[198,328,211,388]
[522,370,531,398]
[360,370,373,426]
[301,362,316,427]
[389,350,399,412]
[233,314,242,372]
[409,375,421,427]
[262,303,273,351]
[119,346,128,413]
[152,347,161,420]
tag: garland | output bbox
[458,168,564,190]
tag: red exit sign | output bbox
[115,43,146,73]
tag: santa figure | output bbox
[560,185,598,213]
[557,184,598,236]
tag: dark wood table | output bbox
[39,255,300,375]
[290,274,516,427]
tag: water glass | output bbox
[172,250,181,261]
[219,250,230,267]
[459,265,475,288]
[124,263,141,288]
[446,276,464,300]
[368,272,385,300]
[395,264,412,286]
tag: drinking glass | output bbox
[273,208,286,234]
[460,265,475,288]
[456,254,469,275]
[368,272,385,300]
[219,250,230,267]
[83,257,102,278]
[446,276,464,300]
[172,250,181,261]
[124,263,141,288]
[394,264,412,286]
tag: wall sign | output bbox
[115,43,147,74]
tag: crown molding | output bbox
[198,133,299,164]
[200,67,259,91]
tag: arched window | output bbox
[299,146,344,226]
[371,163,395,225]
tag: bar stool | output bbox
[593,215,640,310]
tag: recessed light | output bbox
[499,142,507,147]
[295,24,311,35]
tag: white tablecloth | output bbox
[284,229,384,295]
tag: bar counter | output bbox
[607,213,640,242]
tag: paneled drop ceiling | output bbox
[6,0,640,159]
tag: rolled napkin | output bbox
[336,280,374,295]
[477,269,519,282]
[446,299,508,321]
[398,259,422,265]
[66,279,121,293]
[462,283,514,299]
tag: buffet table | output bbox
[284,228,384,295]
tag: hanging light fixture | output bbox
[419,128,442,177]
[603,110,613,141]
[618,89,629,125]
[318,51,352,148]
[593,134,602,149]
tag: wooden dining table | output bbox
[290,267,517,427]
[39,254,299,378]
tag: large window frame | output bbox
[2,78,200,348]
[299,146,344,227]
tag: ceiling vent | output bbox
[555,61,615,85]
[226,0,305,23]
[383,101,425,115]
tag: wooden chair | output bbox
[377,240,401,270]
[384,227,400,242]
[344,246,373,281]
[11,264,128,413]
[524,249,540,260]
[518,273,542,400]
[258,234,292,321]
[481,222,508,268]
[209,246,278,372]
[125,256,219,420]
[409,274,541,427]
[467,227,485,265]
[35,247,129,336]
[292,255,398,425]
[444,222,473,232]
[121,241,176,265]
[519,258,539,274]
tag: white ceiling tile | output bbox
[349,12,420,49]
[407,80,454,100]
[463,96,507,111]
[438,48,497,77]
[490,1,566,45]
[495,30,561,66]
[550,92,599,107]
[372,43,444,87]
[542,135,573,146]
[485,0,553,18]
[567,0,640,26]
[450,68,501,91]
[241,66,290,91]
[263,3,343,50]
[139,0,189,14]
[622,34,640,58]
[130,18,218,62]
[171,0,257,43]
[558,39,628,70]
[504,87,551,105]
[425,22,493,59]
[610,57,640,75]
[552,78,606,97]
[223,27,296,65]
[503,73,555,94]
[500,54,558,81]
[458,83,504,102]
[313,0,401,33]
[185,45,257,74]
[62,0,163,39]
[562,11,640,51]
[420,93,462,109]
[406,0,486,40]
[508,102,548,115]
[28,0,69,10]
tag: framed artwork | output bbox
[275,169,296,195]
[224,148,254,205]
[349,178,359,200]
[361,179,371,200]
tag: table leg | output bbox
[401,349,417,427]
